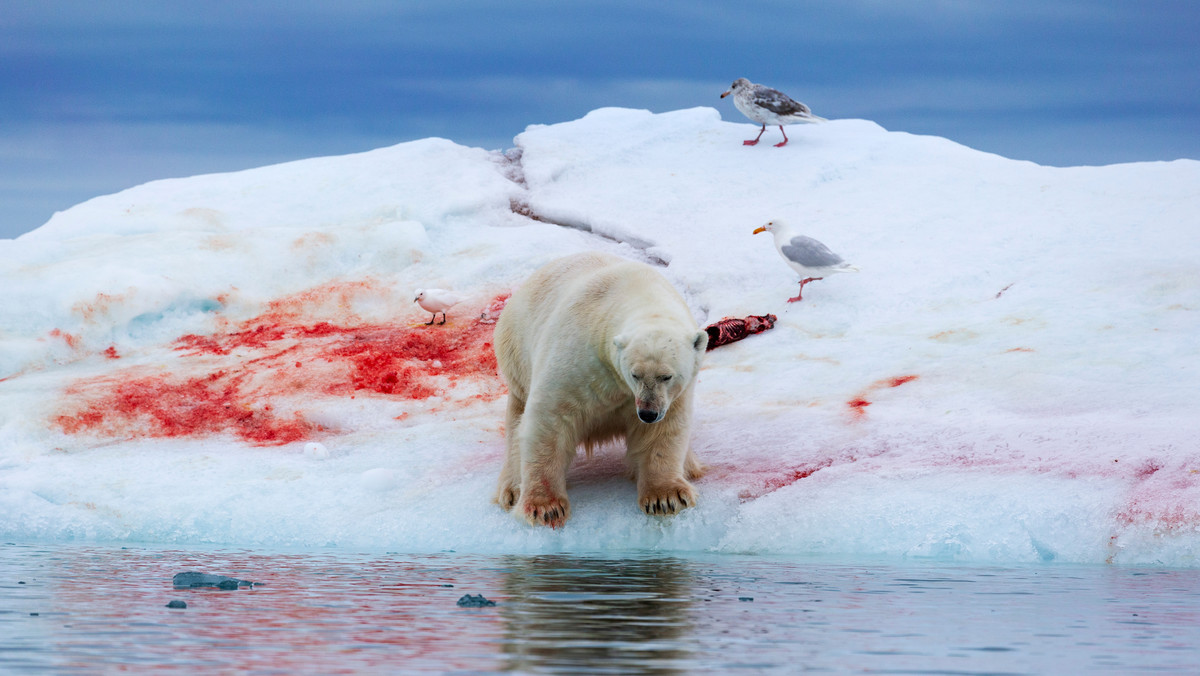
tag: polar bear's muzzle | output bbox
[635,398,666,424]
[637,407,664,424]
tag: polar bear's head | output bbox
[613,328,708,424]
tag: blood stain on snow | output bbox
[55,371,316,446]
[847,398,872,416]
[322,322,496,399]
[72,292,126,323]
[1114,500,1194,528]
[1134,459,1164,479]
[700,454,844,502]
[1108,500,1200,563]
[846,374,919,419]
[1105,460,1200,562]
[929,329,978,343]
[49,329,82,350]
[735,460,836,500]
[54,288,511,447]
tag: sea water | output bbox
[2,542,1197,674]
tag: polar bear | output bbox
[493,251,708,528]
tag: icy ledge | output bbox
[1,107,1197,566]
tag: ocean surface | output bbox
[2,542,1197,674]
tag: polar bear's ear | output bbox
[613,335,628,351]
[692,330,708,352]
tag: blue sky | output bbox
[3,0,1198,239]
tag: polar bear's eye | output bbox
[658,375,672,383]
[631,374,642,382]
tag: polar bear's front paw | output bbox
[518,486,571,528]
[495,483,520,511]
[521,498,570,528]
[640,480,697,516]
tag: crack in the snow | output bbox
[493,147,669,268]
[495,147,528,187]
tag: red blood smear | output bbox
[847,398,872,413]
[50,329,81,350]
[54,291,511,446]
[176,323,287,354]
[846,374,919,419]
[55,371,316,445]
[1134,458,1163,479]
[326,325,497,398]
[1114,499,1199,533]
[103,346,120,359]
[733,459,838,501]
[742,466,818,500]
[1111,459,1198,536]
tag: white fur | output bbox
[493,252,708,527]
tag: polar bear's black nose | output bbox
[638,408,661,424]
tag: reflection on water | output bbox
[500,555,694,674]
[2,543,1198,674]
[2,546,508,674]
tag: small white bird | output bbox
[753,220,859,302]
[721,78,827,147]
[413,289,465,325]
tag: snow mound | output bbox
[2,107,1198,566]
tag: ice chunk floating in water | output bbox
[1,107,1199,566]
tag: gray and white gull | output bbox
[753,220,858,302]
[721,78,826,147]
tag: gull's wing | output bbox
[751,85,813,117]
[780,235,844,268]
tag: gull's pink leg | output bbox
[773,126,789,147]
[744,124,766,146]
[785,277,821,303]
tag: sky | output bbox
[2,0,1198,240]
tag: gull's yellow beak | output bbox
[752,226,767,235]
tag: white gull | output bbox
[753,220,858,302]
[413,289,465,325]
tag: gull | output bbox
[721,78,826,147]
[753,220,858,302]
[413,289,465,325]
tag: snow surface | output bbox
[2,107,1198,566]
